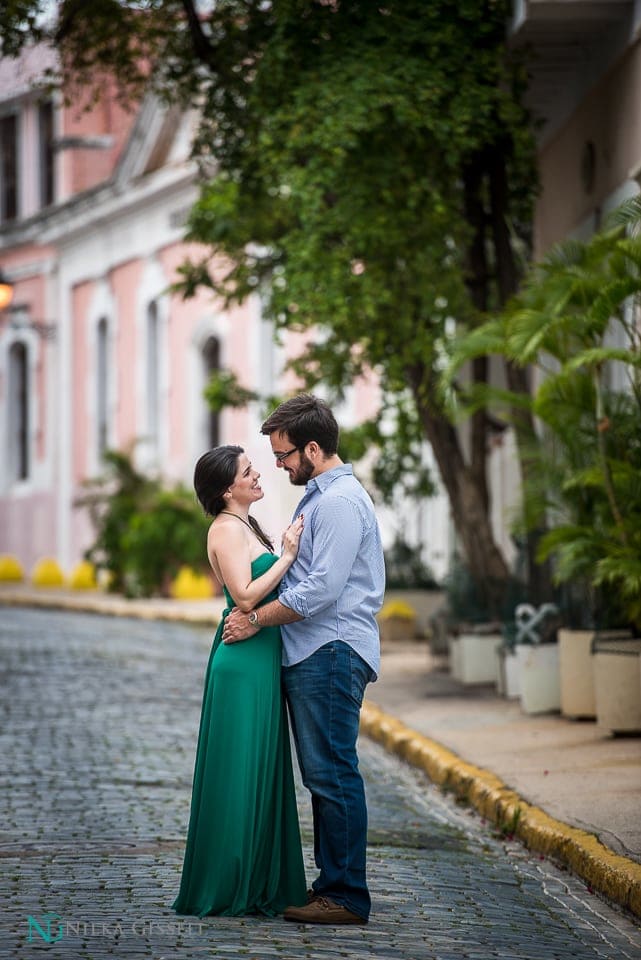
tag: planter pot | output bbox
[379,615,417,643]
[559,628,596,719]
[449,632,503,685]
[427,606,450,655]
[382,589,444,643]
[593,637,641,735]
[519,643,560,715]
[448,633,462,679]
[559,628,632,719]
[495,646,522,699]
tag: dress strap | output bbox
[218,511,274,553]
[219,511,255,533]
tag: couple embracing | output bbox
[172,394,385,925]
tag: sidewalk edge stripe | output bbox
[360,699,641,920]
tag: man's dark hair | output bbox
[261,394,339,455]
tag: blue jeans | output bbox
[283,640,375,920]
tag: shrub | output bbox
[383,536,439,590]
[122,489,211,597]
[77,450,211,597]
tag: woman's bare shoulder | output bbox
[207,515,246,553]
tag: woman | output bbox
[172,445,307,917]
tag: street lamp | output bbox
[0,270,56,339]
[0,270,13,311]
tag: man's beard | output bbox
[289,452,315,486]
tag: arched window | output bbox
[96,317,109,458]
[146,300,160,456]
[0,112,19,222]
[202,336,220,448]
[8,341,29,481]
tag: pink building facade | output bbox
[0,49,382,577]
[511,0,641,251]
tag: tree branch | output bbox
[180,0,217,69]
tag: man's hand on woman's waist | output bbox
[222,599,302,644]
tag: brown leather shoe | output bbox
[306,888,318,903]
[284,896,367,925]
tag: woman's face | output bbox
[227,453,263,506]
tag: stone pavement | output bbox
[1,585,641,915]
[1,585,641,916]
[1,607,641,960]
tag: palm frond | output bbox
[444,318,507,376]
[606,195,641,234]
[564,346,641,374]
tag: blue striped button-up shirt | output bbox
[278,463,385,678]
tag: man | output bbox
[222,394,384,925]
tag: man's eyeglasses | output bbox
[274,446,299,465]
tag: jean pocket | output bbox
[349,649,372,704]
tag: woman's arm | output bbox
[209,516,303,612]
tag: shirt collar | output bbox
[307,462,353,493]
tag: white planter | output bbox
[559,628,596,718]
[495,646,519,697]
[448,634,462,679]
[520,643,560,714]
[593,637,641,735]
[494,645,505,694]
[449,632,503,685]
[559,628,632,719]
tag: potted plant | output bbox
[377,598,418,643]
[500,201,641,729]
[593,635,641,735]
[443,556,524,685]
[510,602,561,714]
[382,535,443,645]
[448,199,641,719]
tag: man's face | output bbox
[270,431,315,486]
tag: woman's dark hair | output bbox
[260,393,339,455]
[193,445,273,552]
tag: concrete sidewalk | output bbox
[1,583,640,919]
[364,641,641,919]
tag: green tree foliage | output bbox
[203,369,259,413]
[182,0,539,612]
[4,1,539,613]
[449,198,641,628]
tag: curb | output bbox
[360,700,641,920]
[0,590,219,625]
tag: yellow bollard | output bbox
[69,560,98,590]
[0,554,24,582]
[170,566,214,600]
[31,557,65,588]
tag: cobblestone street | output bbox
[1,608,640,960]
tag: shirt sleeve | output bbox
[279,494,363,619]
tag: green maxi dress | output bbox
[172,553,307,917]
